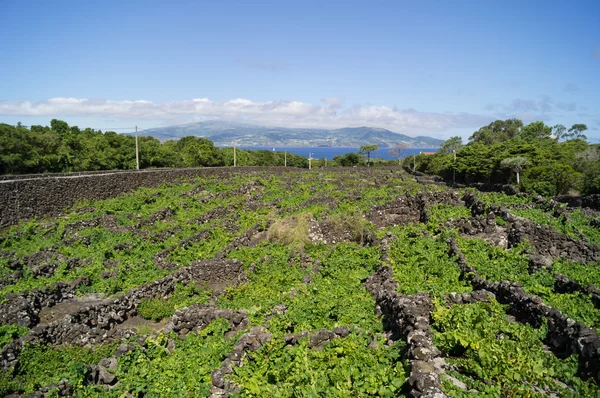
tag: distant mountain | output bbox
[139,121,444,148]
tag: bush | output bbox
[333,153,363,166]
[523,163,581,196]
[0,324,28,348]
[582,159,600,195]
[137,298,175,321]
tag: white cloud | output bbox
[0,97,492,135]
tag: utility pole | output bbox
[325,157,327,167]
[233,140,237,167]
[453,149,456,185]
[309,153,312,170]
[284,150,287,167]
[135,125,139,170]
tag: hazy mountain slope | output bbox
[140,121,444,148]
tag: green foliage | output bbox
[476,191,533,206]
[270,244,383,333]
[0,343,115,396]
[428,204,471,227]
[218,243,307,324]
[334,152,364,166]
[138,282,211,321]
[582,157,600,194]
[469,118,523,145]
[519,121,552,141]
[416,119,591,195]
[234,332,407,397]
[553,258,600,288]
[433,301,599,397]
[3,166,600,395]
[500,156,529,184]
[0,324,28,348]
[0,121,313,175]
[568,124,588,141]
[458,237,600,329]
[440,136,463,153]
[388,227,471,298]
[523,163,581,196]
[359,144,379,165]
[106,319,235,397]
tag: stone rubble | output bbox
[0,276,89,328]
[0,258,245,370]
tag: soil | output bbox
[38,294,109,324]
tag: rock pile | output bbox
[0,277,89,328]
[210,326,272,397]
[365,266,448,398]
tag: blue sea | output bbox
[234,146,438,160]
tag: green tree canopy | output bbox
[500,156,529,185]
[440,136,463,153]
[519,121,552,141]
[469,119,523,145]
[359,144,378,165]
[568,124,588,140]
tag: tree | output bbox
[50,119,70,135]
[568,124,588,140]
[388,144,407,165]
[359,144,378,166]
[519,121,552,141]
[469,119,523,144]
[334,152,362,167]
[455,142,496,183]
[582,158,600,195]
[525,163,580,196]
[500,156,529,185]
[440,136,463,153]
[552,124,567,141]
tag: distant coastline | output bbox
[223,146,439,161]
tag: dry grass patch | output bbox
[267,213,312,249]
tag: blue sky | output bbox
[1,0,598,141]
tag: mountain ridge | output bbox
[139,121,445,148]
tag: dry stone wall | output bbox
[447,237,600,382]
[0,167,295,228]
[0,258,245,370]
[0,277,89,328]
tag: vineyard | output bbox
[1,167,600,397]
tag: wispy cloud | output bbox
[484,96,577,121]
[233,57,289,71]
[563,82,579,93]
[321,96,343,108]
[0,97,492,135]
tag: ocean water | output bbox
[235,146,438,160]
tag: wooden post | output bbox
[453,150,456,185]
[135,125,139,170]
[233,140,237,167]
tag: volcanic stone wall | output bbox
[555,194,600,210]
[0,167,293,228]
